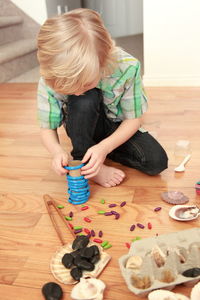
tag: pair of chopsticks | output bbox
[44,194,76,245]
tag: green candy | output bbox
[57,205,64,209]
[101,241,109,247]
[65,216,72,221]
[98,210,106,214]
[100,199,105,204]
[74,226,82,230]
[103,244,112,249]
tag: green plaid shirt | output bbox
[37,49,148,129]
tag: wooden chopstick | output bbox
[43,194,76,245]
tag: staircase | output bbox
[0,0,40,82]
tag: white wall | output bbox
[143,0,200,86]
[11,0,48,24]
[83,0,143,38]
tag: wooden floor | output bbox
[0,83,200,299]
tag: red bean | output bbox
[120,201,126,207]
[109,204,117,208]
[137,223,145,229]
[154,207,162,212]
[130,224,136,231]
[99,230,103,237]
[148,222,152,229]
[91,229,95,237]
[104,212,113,216]
[115,214,120,220]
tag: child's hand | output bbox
[81,143,108,178]
[52,151,69,176]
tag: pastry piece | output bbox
[175,294,190,300]
[151,245,166,267]
[126,255,143,273]
[131,273,151,289]
[161,191,189,205]
[148,289,177,300]
[71,278,106,300]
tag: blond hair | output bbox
[37,8,118,94]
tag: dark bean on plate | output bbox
[61,253,74,269]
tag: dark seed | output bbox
[104,212,113,216]
[137,223,145,229]
[80,246,94,259]
[74,255,95,271]
[72,235,89,250]
[70,267,82,281]
[90,254,100,264]
[61,253,74,269]
[182,268,200,277]
[120,201,126,207]
[42,282,63,300]
[130,224,136,231]
[109,204,117,208]
[99,230,103,237]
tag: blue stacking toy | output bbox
[64,163,90,205]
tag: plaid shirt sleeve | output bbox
[37,77,63,129]
[120,61,148,119]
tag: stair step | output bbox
[0,39,37,64]
[0,16,23,28]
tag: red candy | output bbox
[125,242,130,249]
[148,222,152,229]
[84,217,91,223]
[68,223,74,230]
[84,228,90,234]
[93,238,103,243]
[81,206,89,211]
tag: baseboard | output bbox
[142,75,200,87]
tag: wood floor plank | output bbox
[0,83,200,299]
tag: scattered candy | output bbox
[99,230,103,238]
[65,216,72,221]
[69,211,73,218]
[103,244,112,249]
[101,241,109,248]
[120,201,126,207]
[98,210,106,214]
[100,199,105,204]
[81,206,89,211]
[148,222,152,229]
[125,242,131,249]
[68,223,74,230]
[130,224,136,231]
[115,214,120,220]
[84,228,90,234]
[111,210,118,215]
[74,226,82,230]
[132,236,142,242]
[74,229,83,234]
[84,217,91,223]
[108,204,117,208]
[93,238,103,244]
[104,212,113,216]
[91,229,95,237]
[57,205,64,209]
[137,223,145,229]
[154,207,162,212]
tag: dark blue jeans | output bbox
[63,88,168,175]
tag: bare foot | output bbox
[90,164,125,187]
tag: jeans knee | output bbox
[68,88,101,113]
[145,150,168,175]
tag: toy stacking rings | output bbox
[64,162,90,205]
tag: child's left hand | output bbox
[81,143,109,178]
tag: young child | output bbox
[37,8,168,188]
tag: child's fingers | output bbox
[84,166,101,179]
[81,150,92,165]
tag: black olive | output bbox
[61,253,74,269]
[80,246,94,259]
[74,255,95,271]
[89,245,100,256]
[72,235,89,250]
[42,282,63,300]
[182,267,200,277]
[89,254,100,264]
[70,249,81,258]
[70,267,82,281]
